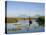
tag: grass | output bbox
[5,16,45,27]
[5,17,18,23]
[5,17,32,23]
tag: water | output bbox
[7,20,45,34]
[17,20,29,24]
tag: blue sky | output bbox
[7,1,45,17]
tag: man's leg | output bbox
[29,23,30,27]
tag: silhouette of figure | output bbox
[29,16,32,26]
[29,20,32,26]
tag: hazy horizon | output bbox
[6,1,45,17]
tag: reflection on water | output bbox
[7,20,45,34]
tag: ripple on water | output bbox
[7,20,45,34]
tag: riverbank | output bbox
[5,17,32,23]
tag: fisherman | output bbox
[29,16,32,26]
[29,20,32,26]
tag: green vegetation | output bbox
[5,16,45,26]
[5,17,18,23]
[5,17,32,23]
[37,16,45,26]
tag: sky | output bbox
[7,1,45,17]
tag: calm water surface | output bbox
[7,20,45,34]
